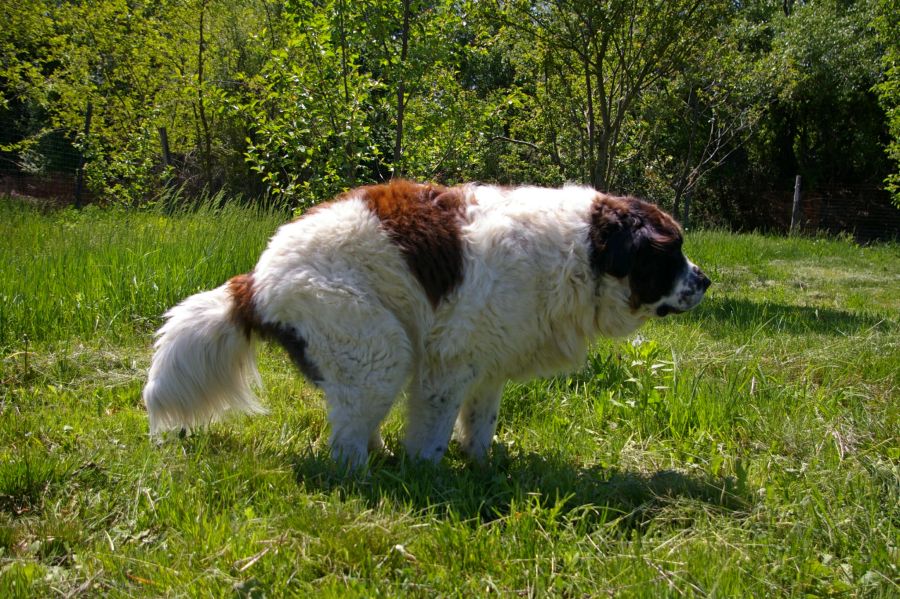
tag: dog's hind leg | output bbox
[298,308,412,469]
[403,365,479,462]
[321,381,398,468]
[454,379,505,462]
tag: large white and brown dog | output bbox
[143,180,710,466]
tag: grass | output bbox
[1,197,898,597]
[0,200,283,346]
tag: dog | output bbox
[143,180,710,466]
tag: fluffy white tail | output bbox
[143,284,265,435]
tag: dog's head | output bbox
[589,194,710,329]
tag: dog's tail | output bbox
[143,276,264,435]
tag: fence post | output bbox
[73,101,92,209]
[158,126,172,168]
[682,189,693,231]
[790,175,802,234]
[158,126,175,194]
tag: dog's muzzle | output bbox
[656,266,711,317]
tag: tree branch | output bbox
[490,135,545,153]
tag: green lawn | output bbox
[1,199,898,597]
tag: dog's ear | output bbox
[589,200,638,278]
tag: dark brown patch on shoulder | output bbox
[228,273,260,337]
[362,180,467,307]
[588,194,686,308]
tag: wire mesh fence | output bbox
[735,185,900,243]
[1,110,899,241]
[0,120,91,206]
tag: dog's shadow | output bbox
[287,445,753,529]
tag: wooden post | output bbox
[158,126,175,195]
[682,189,693,231]
[73,101,92,209]
[790,175,802,234]
[158,126,172,168]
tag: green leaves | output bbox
[234,2,379,206]
[874,0,900,207]
[1,0,894,218]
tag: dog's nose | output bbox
[696,270,711,291]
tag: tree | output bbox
[494,0,725,192]
[639,7,770,226]
[235,1,379,205]
[0,0,284,204]
[757,0,886,189]
[875,0,900,206]
[1,0,893,225]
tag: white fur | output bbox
[144,184,703,466]
[143,285,264,435]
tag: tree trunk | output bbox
[393,0,411,176]
[581,52,597,187]
[196,0,213,188]
[74,101,92,209]
[673,186,683,223]
[335,0,356,183]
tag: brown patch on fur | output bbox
[362,180,467,307]
[589,194,686,308]
[228,273,260,338]
[227,272,322,382]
